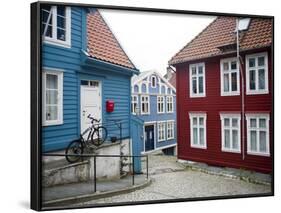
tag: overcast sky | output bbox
[100,9,216,76]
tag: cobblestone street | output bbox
[75,155,271,206]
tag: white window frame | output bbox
[42,68,64,126]
[246,52,269,95]
[189,63,206,98]
[151,75,157,88]
[189,113,207,149]
[140,95,150,115]
[167,120,175,140]
[157,121,166,142]
[166,96,174,113]
[157,96,165,114]
[220,58,240,96]
[220,113,241,153]
[131,95,138,115]
[246,113,270,156]
[42,6,71,48]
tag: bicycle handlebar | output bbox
[87,114,101,123]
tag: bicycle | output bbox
[65,114,108,163]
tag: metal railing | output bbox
[42,153,149,193]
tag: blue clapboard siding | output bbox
[42,7,136,152]
[79,69,131,141]
[42,7,83,152]
[132,72,177,152]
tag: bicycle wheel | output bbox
[91,126,108,146]
[65,139,84,163]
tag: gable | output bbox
[87,9,136,70]
[132,70,176,94]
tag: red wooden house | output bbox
[169,17,273,173]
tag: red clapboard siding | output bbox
[176,47,272,173]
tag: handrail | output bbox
[42,153,149,193]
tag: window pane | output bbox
[46,90,58,104]
[199,117,204,125]
[198,66,203,74]
[224,118,230,127]
[249,70,256,90]
[192,78,197,94]
[249,58,256,67]
[193,128,198,145]
[259,131,267,152]
[258,56,265,66]
[223,62,229,71]
[232,130,238,149]
[46,74,58,89]
[57,6,66,17]
[259,118,266,128]
[191,67,196,75]
[258,69,265,90]
[231,61,237,70]
[232,118,238,127]
[57,16,66,29]
[199,128,204,145]
[42,24,52,37]
[231,72,237,91]
[224,73,229,92]
[224,129,230,148]
[42,10,51,23]
[198,76,203,93]
[57,28,66,41]
[46,105,58,120]
[250,131,257,152]
[193,117,197,126]
[250,118,257,127]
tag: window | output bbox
[237,18,251,31]
[42,69,63,126]
[189,113,207,149]
[151,76,156,88]
[220,58,240,96]
[166,96,173,113]
[157,96,165,113]
[167,121,175,140]
[131,95,138,114]
[141,95,150,115]
[158,122,166,142]
[42,5,71,47]
[189,63,205,97]
[220,114,241,153]
[246,114,270,156]
[246,52,268,94]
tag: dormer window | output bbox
[42,5,71,48]
[151,76,156,88]
[237,18,251,31]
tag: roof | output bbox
[87,10,137,70]
[169,17,272,65]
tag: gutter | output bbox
[80,50,140,76]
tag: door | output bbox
[80,80,101,140]
[145,125,155,152]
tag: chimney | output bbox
[165,67,173,80]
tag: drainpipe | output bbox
[236,18,245,160]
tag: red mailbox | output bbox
[106,100,114,112]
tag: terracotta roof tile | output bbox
[169,17,272,65]
[87,10,136,70]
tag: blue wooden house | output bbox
[131,71,177,154]
[41,5,141,159]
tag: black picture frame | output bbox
[31,1,274,211]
